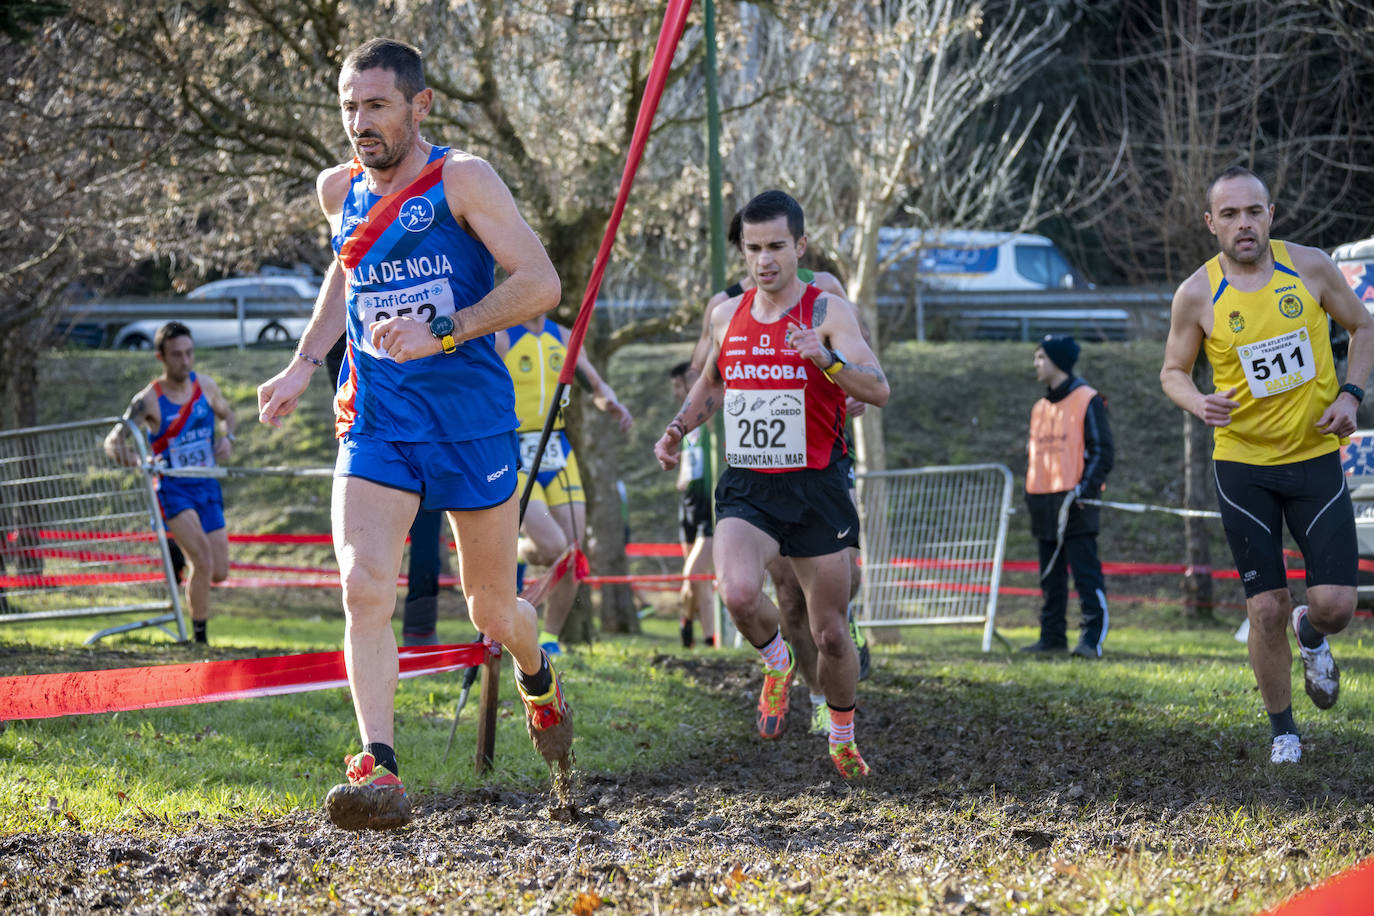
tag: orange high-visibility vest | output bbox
[1026,385,1097,495]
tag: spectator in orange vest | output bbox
[1022,335,1114,658]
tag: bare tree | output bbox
[1071,0,1374,285]
[1,0,723,636]
[718,0,1099,477]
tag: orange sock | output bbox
[828,704,855,746]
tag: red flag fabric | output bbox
[558,0,695,382]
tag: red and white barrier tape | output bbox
[0,643,490,721]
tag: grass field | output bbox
[3,590,1373,913]
[4,344,1373,913]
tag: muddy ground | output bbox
[3,653,1372,915]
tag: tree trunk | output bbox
[1182,355,1215,620]
[581,399,638,634]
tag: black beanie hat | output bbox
[1039,334,1079,374]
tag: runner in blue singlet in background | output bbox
[105,321,236,645]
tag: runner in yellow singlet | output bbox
[1161,166,1374,765]
[496,313,632,653]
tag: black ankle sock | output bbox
[1269,706,1298,740]
[192,619,207,644]
[516,654,553,697]
[1297,614,1325,649]
[364,742,399,776]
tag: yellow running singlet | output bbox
[1204,240,1341,465]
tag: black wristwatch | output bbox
[1341,382,1365,403]
[429,314,458,354]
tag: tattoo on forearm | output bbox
[812,297,827,329]
[853,364,886,383]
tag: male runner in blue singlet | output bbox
[257,38,566,830]
[105,321,236,645]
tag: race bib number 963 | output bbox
[1238,328,1316,399]
[723,388,807,469]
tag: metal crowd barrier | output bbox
[855,463,1015,652]
[0,417,184,643]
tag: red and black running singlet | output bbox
[716,285,848,473]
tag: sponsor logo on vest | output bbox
[769,392,803,416]
[1278,294,1303,319]
[346,253,455,287]
[343,215,367,231]
[752,346,775,355]
[1228,310,1245,333]
[1273,284,1297,294]
[729,335,748,343]
[399,196,435,232]
[519,355,533,372]
[724,349,746,356]
[723,363,810,381]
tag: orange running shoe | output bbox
[323,751,413,830]
[756,646,795,739]
[516,652,574,765]
[829,740,871,780]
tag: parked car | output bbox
[873,227,1088,292]
[111,274,318,349]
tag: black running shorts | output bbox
[1213,451,1357,598]
[678,485,714,542]
[715,463,859,558]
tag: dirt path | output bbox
[3,654,1372,914]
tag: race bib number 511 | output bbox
[1239,328,1316,399]
[723,388,807,469]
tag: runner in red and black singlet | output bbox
[689,208,872,732]
[655,190,889,780]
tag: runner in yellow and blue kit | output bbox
[495,314,632,653]
[1162,166,1374,765]
[104,322,235,645]
[257,38,568,830]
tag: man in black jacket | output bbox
[1022,335,1115,658]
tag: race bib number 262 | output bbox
[723,388,807,470]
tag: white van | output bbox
[874,228,1086,291]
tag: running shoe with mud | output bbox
[324,751,413,831]
[830,740,872,779]
[756,646,795,739]
[517,652,573,766]
[1291,605,1340,709]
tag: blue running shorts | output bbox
[157,477,226,532]
[336,430,519,512]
